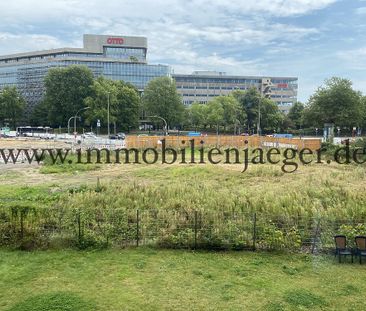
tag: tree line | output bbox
[0,65,366,136]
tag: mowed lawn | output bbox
[0,248,365,311]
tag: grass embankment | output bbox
[0,249,365,311]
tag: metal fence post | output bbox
[194,210,198,249]
[136,209,140,247]
[77,211,82,245]
[20,209,24,240]
[252,213,257,251]
[311,219,321,254]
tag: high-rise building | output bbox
[173,71,298,113]
[0,34,171,114]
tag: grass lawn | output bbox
[0,248,365,311]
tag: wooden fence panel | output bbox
[126,135,322,151]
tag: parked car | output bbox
[109,132,126,140]
[82,132,97,139]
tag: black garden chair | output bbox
[355,236,366,264]
[334,235,353,263]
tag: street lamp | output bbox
[68,116,80,135]
[257,100,261,136]
[73,107,90,135]
[107,92,110,137]
[147,115,168,136]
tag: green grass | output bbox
[0,249,365,311]
[7,292,95,311]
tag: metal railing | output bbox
[0,206,364,252]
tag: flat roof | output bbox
[0,34,148,61]
[172,73,298,80]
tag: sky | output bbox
[0,0,366,102]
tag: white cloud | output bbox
[0,33,67,55]
[337,47,366,70]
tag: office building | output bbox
[173,71,298,113]
[0,34,171,113]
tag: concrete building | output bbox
[0,34,171,114]
[173,71,298,113]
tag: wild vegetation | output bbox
[1,156,365,251]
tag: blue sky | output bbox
[0,0,365,101]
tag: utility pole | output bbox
[72,107,90,135]
[257,100,261,135]
[107,92,110,137]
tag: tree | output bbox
[84,77,141,132]
[143,77,184,129]
[0,87,25,129]
[188,102,208,131]
[287,102,304,130]
[304,77,363,128]
[233,87,261,133]
[260,98,283,132]
[210,95,243,132]
[30,100,49,126]
[232,88,282,134]
[206,99,224,134]
[43,65,94,127]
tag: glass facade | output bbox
[0,40,171,114]
[173,73,298,113]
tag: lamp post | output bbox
[148,115,168,136]
[73,107,90,135]
[107,92,110,137]
[257,100,261,136]
[68,116,80,135]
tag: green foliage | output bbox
[143,77,184,128]
[7,292,95,311]
[43,65,94,127]
[84,77,141,131]
[40,154,100,174]
[231,88,282,133]
[304,77,363,128]
[338,224,366,247]
[188,102,208,130]
[0,86,26,129]
[30,100,50,126]
[260,98,284,132]
[287,101,304,130]
[257,222,302,251]
[1,163,366,251]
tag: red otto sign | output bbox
[107,37,124,45]
[277,83,288,88]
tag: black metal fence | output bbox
[0,206,365,252]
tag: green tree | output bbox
[304,77,363,128]
[30,100,49,126]
[84,77,141,132]
[287,102,304,130]
[206,99,224,134]
[143,77,184,129]
[43,65,94,127]
[233,88,282,134]
[260,98,283,133]
[233,87,261,133]
[210,95,242,132]
[188,102,208,131]
[0,87,25,129]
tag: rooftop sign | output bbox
[107,37,124,45]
